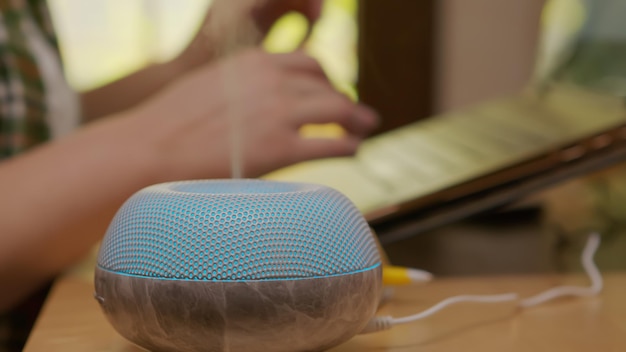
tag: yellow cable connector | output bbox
[383,266,432,286]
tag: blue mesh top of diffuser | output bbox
[97,180,381,281]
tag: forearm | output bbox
[0,113,160,311]
[80,58,189,123]
[81,21,218,123]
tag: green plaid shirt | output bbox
[0,0,58,350]
[0,0,57,159]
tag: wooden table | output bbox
[23,266,626,352]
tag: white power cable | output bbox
[361,233,603,334]
[391,293,519,325]
[520,232,602,307]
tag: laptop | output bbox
[265,0,626,244]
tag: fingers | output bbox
[284,74,333,96]
[226,49,379,172]
[268,52,378,135]
[352,103,380,136]
[271,51,329,80]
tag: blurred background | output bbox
[48,0,358,96]
[48,0,591,130]
[50,0,626,277]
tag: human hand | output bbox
[136,49,377,180]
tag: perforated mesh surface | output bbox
[98,180,381,281]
